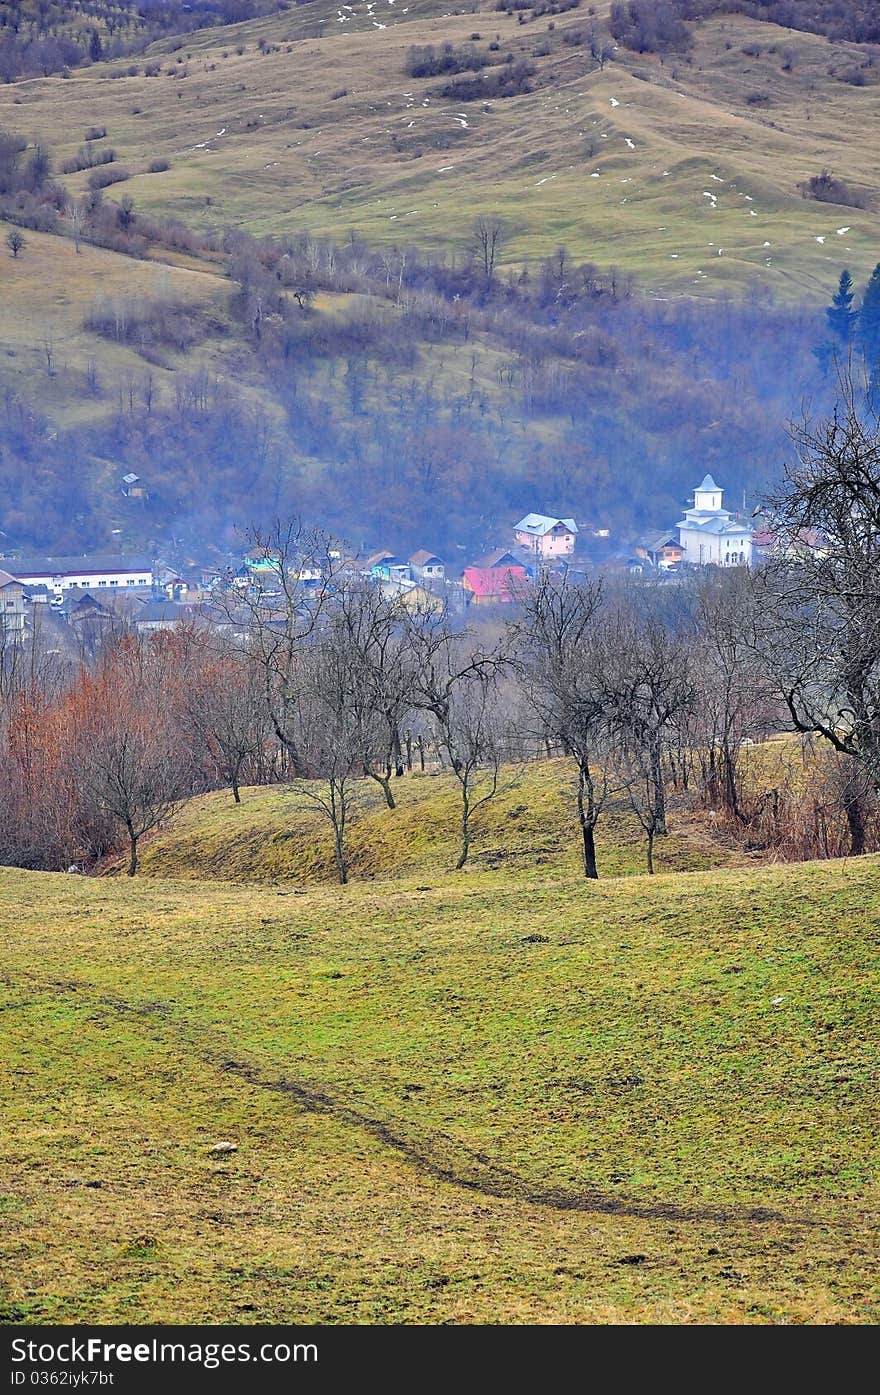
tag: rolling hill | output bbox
[2,1,878,295]
[0,0,877,558]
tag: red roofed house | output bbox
[462,564,527,606]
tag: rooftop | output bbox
[2,554,153,578]
[514,514,578,537]
[463,564,527,597]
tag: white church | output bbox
[677,474,752,567]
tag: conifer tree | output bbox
[826,269,858,346]
[859,263,880,374]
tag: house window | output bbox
[99,580,106,587]
[127,579,135,586]
[110,580,118,586]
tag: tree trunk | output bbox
[127,829,138,877]
[231,775,241,803]
[581,821,598,880]
[843,784,866,855]
[645,828,654,875]
[456,785,471,870]
[576,763,599,879]
[651,745,667,835]
[367,768,396,810]
[333,825,348,884]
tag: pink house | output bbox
[513,514,578,558]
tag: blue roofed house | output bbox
[513,514,578,559]
[677,475,752,567]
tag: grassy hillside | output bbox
[138,759,749,883]
[0,218,234,429]
[1,850,877,1322]
[0,1,875,558]
[2,3,878,298]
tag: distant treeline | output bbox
[609,0,880,53]
[0,0,291,82]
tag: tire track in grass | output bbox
[5,971,845,1230]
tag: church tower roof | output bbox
[697,473,720,493]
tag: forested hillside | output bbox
[0,0,878,557]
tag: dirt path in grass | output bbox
[5,971,840,1231]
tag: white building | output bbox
[0,554,154,601]
[677,476,751,567]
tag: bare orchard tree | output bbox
[755,384,880,852]
[330,582,414,809]
[185,641,271,803]
[512,569,611,878]
[445,664,514,871]
[220,519,342,777]
[599,601,694,869]
[688,568,774,821]
[287,632,382,885]
[403,603,512,869]
[68,635,191,876]
[75,717,183,875]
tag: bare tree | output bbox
[599,598,694,870]
[6,228,25,258]
[404,603,511,868]
[185,642,270,803]
[755,382,880,849]
[513,570,611,878]
[287,632,380,884]
[689,568,773,820]
[220,519,341,778]
[330,582,413,809]
[67,200,86,253]
[471,215,506,286]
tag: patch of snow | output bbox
[624,137,635,149]
[837,226,850,235]
[815,235,825,244]
[609,97,620,107]
[710,174,724,182]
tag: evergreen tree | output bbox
[826,269,858,345]
[89,29,102,64]
[860,264,880,378]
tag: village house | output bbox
[121,472,147,500]
[0,568,27,639]
[408,549,445,583]
[677,475,752,567]
[636,533,685,571]
[366,552,411,584]
[462,563,528,606]
[513,514,578,559]
[474,547,521,570]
